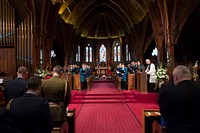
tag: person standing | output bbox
[158,68,175,129]
[137,60,144,73]
[160,65,200,133]
[145,59,156,92]
[120,63,128,90]
[4,66,29,102]
[80,63,87,91]
[10,76,53,133]
[41,65,69,106]
[41,65,70,124]
[130,61,137,73]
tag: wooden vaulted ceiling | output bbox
[59,0,148,39]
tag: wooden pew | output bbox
[142,109,161,133]
[61,73,73,91]
[0,90,7,107]
[85,75,94,90]
[51,108,76,133]
[127,73,135,90]
[136,72,147,93]
[0,73,14,107]
[67,109,76,133]
[112,75,122,90]
[73,74,81,91]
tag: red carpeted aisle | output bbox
[67,80,159,133]
[76,103,141,133]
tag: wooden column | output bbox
[32,25,41,71]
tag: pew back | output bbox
[112,75,122,90]
[86,75,94,90]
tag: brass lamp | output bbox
[52,0,65,5]
[192,61,199,81]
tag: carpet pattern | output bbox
[75,103,142,133]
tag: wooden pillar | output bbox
[42,33,54,70]
[155,34,164,64]
[32,26,41,71]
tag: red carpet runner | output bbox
[75,103,141,133]
[67,80,159,133]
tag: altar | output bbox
[95,67,108,75]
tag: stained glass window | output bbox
[117,46,121,61]
[152,47,158,56]
[100,44,106,62]
[40,49,43,66]
[86,44,92,62]
[86,46,88,62]
[113,42,121,62]
[126,44,129,61]
[76,45,80,62]
[89,47,92,62]
[114,46,117,62]
[126,44,131,61]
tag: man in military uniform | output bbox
[41,65,70,125]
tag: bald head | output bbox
[173,65,191,85]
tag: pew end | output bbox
[142,109,161,133]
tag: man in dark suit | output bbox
[10,76,53,133]
[0,106,18,133]
[158,69,175,128]
[4,66,28,102]
[160,65,200,133]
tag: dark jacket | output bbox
[161,80,200,133]
[158,80,175,109]
[4,77,27,101]
[10,93,53,133]
[80,68,87,82]
[0,107,18,133]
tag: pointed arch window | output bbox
[114,42,121,62]
[40,49,43,67]
[76,45,80,62]
[126,44,131,61]
[100,44,106,62]
[152,47,158,57]
[86,44,92,62]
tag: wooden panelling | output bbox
[0,48,16,74]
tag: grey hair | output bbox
[173,65,191,78]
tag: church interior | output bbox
[0,0,200,133]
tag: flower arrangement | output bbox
[34,65,49,79]
[34,68,47,79]
[155,63,169,83]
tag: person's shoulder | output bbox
[15,77,26,81]
[35,96,48,102]
[60,78,66,82]
[160,81,175,91]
